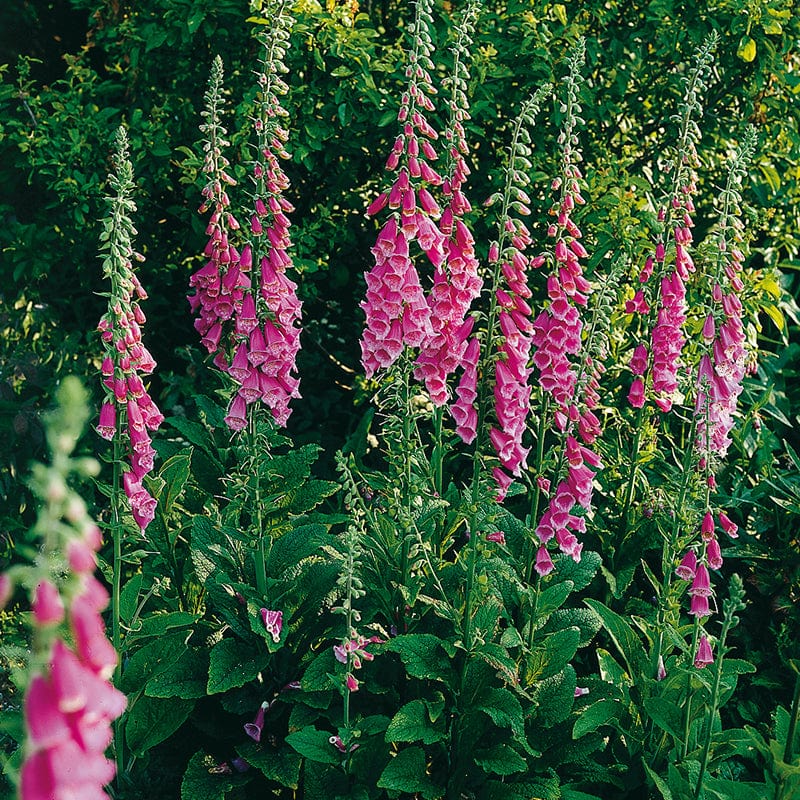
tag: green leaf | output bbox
[534,581,573,620]
[381,634,456,687]
[145,647,208,699]
[120,632,188,693]
[530,665,576,727]
[737,36,757,62]
[643,760,674,800]
[207,638,270,694]
[156,450,192,516]
[476,687,529,745]
[528,627,581,681]
[181,750,241,800]
[236,741,302,788]
[126,695,195,757]
[584,599,647,677]
[386,699,446,745]
[268,523,330,576]
[644,696,683,741]
[377,746,441,798]
[285,726,341,765]
[552,550,601,591]
[573,699,620,738]
[474,743,527,776]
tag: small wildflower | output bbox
[260,608,283,643]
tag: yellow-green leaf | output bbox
[738,36,757,62]
[762,19,783,34]
[554,4,568,25]
[763,304,786,334]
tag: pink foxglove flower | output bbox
[189,56,245,367]
[694,634,714,668]
[16,385,126,800]
[361,0,444,380]
[260,608,283,644]
[96,128,162,532]
[244,700,271,742]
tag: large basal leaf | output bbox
[267,522,330,577]
[125,695,195,757]
[381,634,456,688]
[236,740,302,789]
[145,646,209,699]
[527,627,581,682]
[573,698,621,739]
[207,638,270,694]
[285,726,341,765]
[474,743,528,776]
[377,746,441,799]
[584,599,648,677]
[385,699,446,745]
[125,610,199,647]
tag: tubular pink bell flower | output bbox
[694,634,714,668]
[260,608,283,644]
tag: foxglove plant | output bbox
[483,87,551,500]
[360,0,441,379]
[673,128,756,663]
[96,126,163,533]
[239,3,303,430]
[528,39,604,570]
[193,5,302,432]
[189,55,245,373]
[3,378,126,800]
[412,1,483,445]
[625,33,718,416]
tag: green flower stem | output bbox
[523,395,550,587]
[110,407,125,781]
[681,619,702,759]
[620,406,644,537]
[249,406,268,600]
[784,670,800,764]
[432,405,444,500]
[652,412,699,678]
[694,601,739,800]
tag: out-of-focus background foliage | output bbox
[1,0,799,791]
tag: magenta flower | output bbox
[486,531,506,545]
[694,634,714,668]
[260,608,283,644]
[535,545,555,577]
[675,550,698,581]
[244,700,270,742]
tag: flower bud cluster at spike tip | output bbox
[189,56,247,367]
[360,0,445,380]
[96,126,162,532]
[413,2,483,442]
[14,378,126,800]
[487,87,551,498]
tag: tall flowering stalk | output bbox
[360,0,442,378]
[625,33,718,415]
[620,34,718,534]
[191,6,302,432]
[528,39,603,572]
[673,128,757,665]
[96,126,163,533]
[412,1,483,446]
[237,3,303,430]
[3,377,126,800]
[482,88,550,502]
[188,56,245,374]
